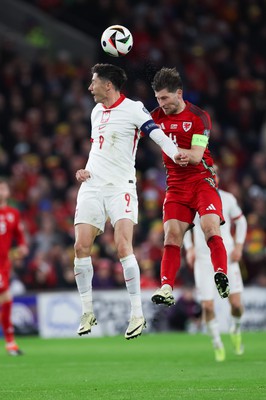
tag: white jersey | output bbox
[85,95,153,188]
[186,190,244,257]
[76,93,179,230]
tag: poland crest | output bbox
[183,122,192,132]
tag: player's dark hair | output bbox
[151,67,183,92]
[92,63,127,91]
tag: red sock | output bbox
[160,244,181,288]
[1,301,15,344]
[207,235,227,275]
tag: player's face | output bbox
[0,182,10,204]
[88,73,109,104]
[155,88,182,115]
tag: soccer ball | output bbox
[101,25,133,57]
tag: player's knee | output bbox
[202,301,214,316]
[205,229,220,242]
[74,241,91,258]
[116,241,132,259]
[231,303,243,316]
[164,232,182,246]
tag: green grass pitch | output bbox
[0,332,265,400]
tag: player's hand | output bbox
[18,245,29,257]
[76,169,91,182]
[186,247,195,268]
[230,244,243,262]
[11,245,29,260]
[174,152,189,167]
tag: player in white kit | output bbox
[183,166,247,361]
[74,63,189,340]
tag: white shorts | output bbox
[74,184,138,233]
[194,255,244,301]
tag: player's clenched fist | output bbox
[174,152,189,167]
[76,169,91,182]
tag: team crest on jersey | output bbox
[183,122,192,132]
[101,110,111,123]
[7,213,14,222]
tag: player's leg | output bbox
[74,187,105,335]
[152,199,191,306]
[228,262,244,354]
[109,188,145,339]
[200,213,229,298]
[194,260,225,362]
[152,219,189,306]
[197,180,229,298]
[203,300,225,362]
[229,292,244,355]
[114,219,146,339]
[74,223,99,335]
[200,214,226,273]
[0,288,23,356]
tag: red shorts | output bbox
[0,259,11,293]
[163,178,224,225]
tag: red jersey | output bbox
[0,206,26,262]
[151,101,214,187]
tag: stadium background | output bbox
[0,0,265,337]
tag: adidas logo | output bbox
[206,203,216,210]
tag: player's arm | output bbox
[179,112,211,165]
[179,131,209,165]
[178,144,206,165]
[228,195,248,262]
[140,120,188,164]
[13,213,29,258]
[183,230,195,268]
[231,214,247,262]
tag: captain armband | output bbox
[191,134,209,147]
[140,119,158,136]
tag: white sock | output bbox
[162,284,172,291]
[74,257,94,314]
[231,316,242,334]
[206,318,223,349]
[120,254,143,318]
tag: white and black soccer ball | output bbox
[101,25,133,57]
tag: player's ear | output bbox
[106,80,113,91]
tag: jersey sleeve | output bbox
[191,110,211,148]
[131,101,157,131]
[227,192,247,243]
[193,110,211,134]
[227,193,243,220]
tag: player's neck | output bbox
[177,100,186,114]
[102,91,121,108]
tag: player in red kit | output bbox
[150,67,230,305]
[0,179,28,355]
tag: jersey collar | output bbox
[102,94,126,109]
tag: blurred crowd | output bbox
[0,0,266,295]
